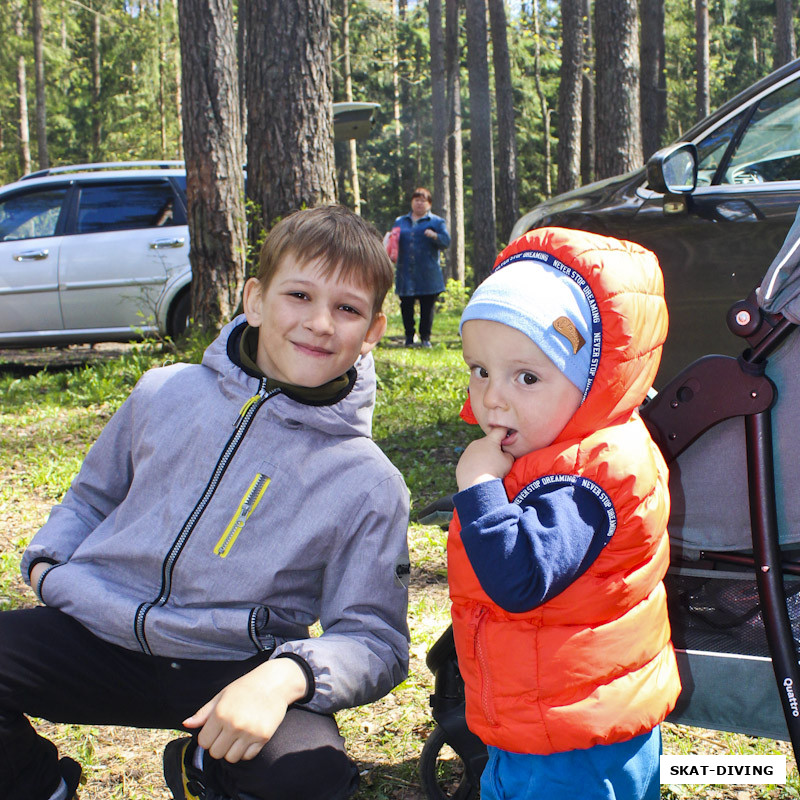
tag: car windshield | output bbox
[695,112,745,186]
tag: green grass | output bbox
[1,309,800,798]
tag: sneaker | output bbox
[59,757,83,799]
[421,339,432,348]
[163,737,209,800]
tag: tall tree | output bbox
[533,0,552,196]
[640,0,667,159]
[429,0,449,234]
[595,0,642,178]
[695,0,709,120]
[445,0,465,283]
[342,0,362,215]
[488,0,519,243]
[464,0,497,283]
[245,0,336,246]
[774,0,796,69]
[580,0,594,185]
[32,0,48,168]
[90,3,101,159]
[14,0,31,176]
[556,0,583,193]
[177,0,246,330]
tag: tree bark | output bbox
[14,0,31,176]
[774,0,796,69]
[488,0,519,244]
[695,0,709,121]
[640,0,667,159]
[391,2,403,206]
[177,0,246,331]
[342,0,361,215]
[245,0,336,245]
[91,4,101,159]
[594,0,642,178]
[533,0,552,197]
[580,0,594,185]
[429,0,450,233]
[464,0,497,284]
[556,0,583,194]
[445,0,465,283]
[32,0,48,168]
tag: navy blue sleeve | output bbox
[453,478,614,613]
[433,217,451,249]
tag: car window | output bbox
[76,181,185,234]
[0,188,67,241]
[722,77,800,184]
[695,112,746,186]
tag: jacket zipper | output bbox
[134,380,279,655]
[214,473,271,557]
[474,606,499,728]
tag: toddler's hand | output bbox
[183,657,307,763]
[456,427,514,490]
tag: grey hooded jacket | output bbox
[21,317,410,714]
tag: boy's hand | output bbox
[456,427,515,491]
[29,562,47,590]
[183,657,308,763]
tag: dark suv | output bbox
[511,58,800,383]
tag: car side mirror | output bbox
[646,143,698,194]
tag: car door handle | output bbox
[13,249,50,261]
[149,237,185,249]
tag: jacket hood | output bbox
[461,227,668,442]
[203,315,377,439]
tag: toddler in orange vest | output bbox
[448,227,681,800]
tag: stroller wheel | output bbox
[419,724,480,800]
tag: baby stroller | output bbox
[418,218,800,800]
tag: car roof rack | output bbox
[19,161,186,181]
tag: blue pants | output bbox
[481,727,661,800]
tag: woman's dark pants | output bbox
[400,294,439,341]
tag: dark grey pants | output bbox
[0,607,358,800]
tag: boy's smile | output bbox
[462,319,583,458]
[242,254,386,388]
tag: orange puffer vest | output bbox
[448,228,681,754]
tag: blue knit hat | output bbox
[460,252,599,401]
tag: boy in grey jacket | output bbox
[2,206,410,800]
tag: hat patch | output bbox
[553,316,585,355]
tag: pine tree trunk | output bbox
[14,0,31,176]
[580,0,594,185]
[32,0,49,168]
[158,0,167,158]
[533,0,552,197]
[488,0,519,244]
[464,0,497,284]
[391,2,403,206]
[775,0,797,69]
[177,0,246,331]
[173,0,183,158]
[594,0,641,178]
[429,0,450,237]
[342,0,361,215]
[91,6,101,159]
[446,0,465,283]
[695,0,709,121]
[237,0,246,145]
[640,0,667,159]
[556,0,583,194]
[245,0,336,245]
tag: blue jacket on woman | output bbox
[394,211,450,296]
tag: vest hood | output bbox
[461,227,668,443]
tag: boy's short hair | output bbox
[255,205,394,314]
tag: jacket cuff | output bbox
[453,479,509,527]
[274,652,316,705]
[26,556,57,582]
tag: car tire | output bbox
[168,290,191,339]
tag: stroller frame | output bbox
[420,290,800,799]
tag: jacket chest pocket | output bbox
[214,473,271,558]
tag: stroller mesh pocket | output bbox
[665,567,800,658]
